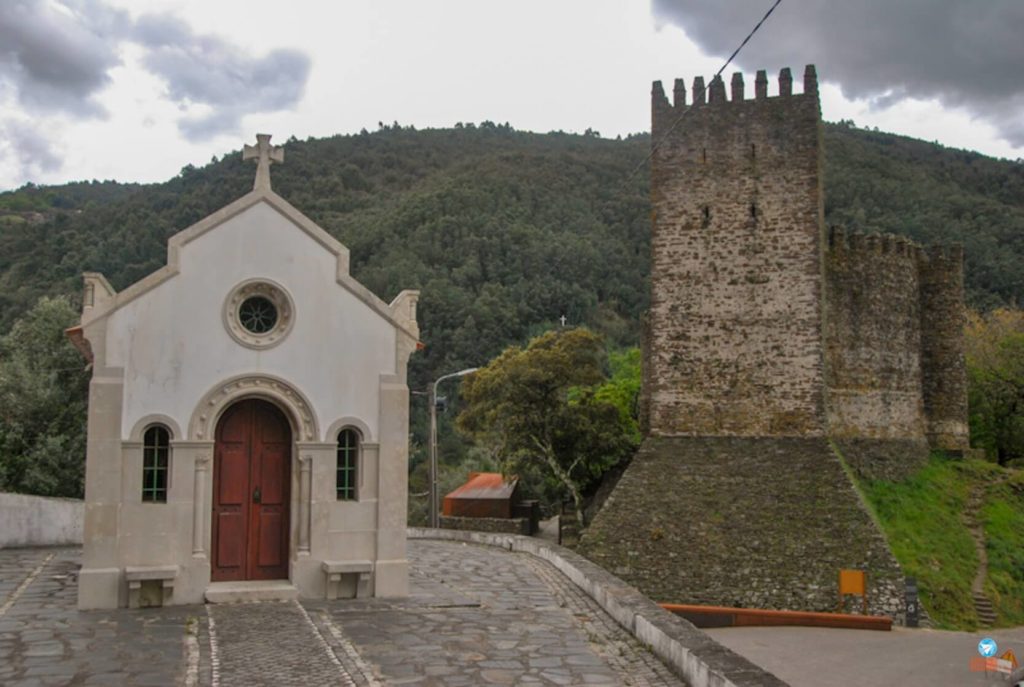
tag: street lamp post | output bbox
[429,367,478,528]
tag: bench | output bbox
[321,560,373,600]
[125,565,178,608]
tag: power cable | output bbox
[628,0,783,181]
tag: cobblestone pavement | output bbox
[0,548,192,686]
[206,601,365,686]
[314,540,685,686]
[1,542,686,686]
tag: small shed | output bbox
[443,472,519,519]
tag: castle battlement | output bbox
[653,64,818,112]
[828,227,929,259]
[923,243,965,264]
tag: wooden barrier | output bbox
[660,603,892,631]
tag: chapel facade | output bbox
[72,135,420,609]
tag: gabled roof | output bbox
[79,167,419,342]
[444,472,518,501]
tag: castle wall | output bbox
[824,228,927,439]
[647,68,827,436]
[577,437,907,619]
[919,246,971,449]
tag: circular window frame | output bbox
[223,279,295,349]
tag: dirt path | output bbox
[964,482,997,627]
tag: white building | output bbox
[70,135,420,609]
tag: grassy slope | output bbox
[860,456,1024,629]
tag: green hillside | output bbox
[861,455,1024,629]
[2,121,1023,394]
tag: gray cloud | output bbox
[0,0,127,116]
[0,0,310,143]
[2,120,63,179]
[135,15,311,140]
[652,0,1024,146]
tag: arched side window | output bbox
[142,425,171,503]
[336,429,360,501]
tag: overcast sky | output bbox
[1,0,1021,192]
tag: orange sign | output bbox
[1001,649,1018,669]
[837,569,868,614]
[839,569,866,596]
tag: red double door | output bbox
[212,399,291,581]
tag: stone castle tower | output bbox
[579,66,970,620]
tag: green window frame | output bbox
[142,425,170,503]
[336,429,359,501]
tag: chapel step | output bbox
[205,580,299,604]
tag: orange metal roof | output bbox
[444,472,517,501]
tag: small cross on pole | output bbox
[243,133,284,191]
[559,315,567,327]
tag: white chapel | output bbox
[70,135,420,609]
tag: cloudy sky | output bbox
[1,0,1021,192]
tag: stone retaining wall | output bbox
[0,492,83,548]
[577,437,906,621]
[439,515,530,535]
[409,527,789,687]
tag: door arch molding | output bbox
[189,373,319,442]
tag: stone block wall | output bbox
[919,246,971,449]
[439,515,530,536]
[824,228,927,439]
[647,67,826,437]
[577,438,906,619]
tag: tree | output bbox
[456,328,637,526]
[0,295,90,496]
[965,308,1024,465]
[593,347,641,444]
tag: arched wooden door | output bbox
[211,399,291,581]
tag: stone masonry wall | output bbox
[824,227,927,440]
[919,246,971,450]
[577,437,906,620]
[439,515,530,536]
[647,67,826,437]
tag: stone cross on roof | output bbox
[243,133,284,191]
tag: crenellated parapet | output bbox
[827,226,922,259]
[651,65,819,139]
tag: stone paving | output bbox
[0,541,687,686]
[313,540,683,686]
[0,548,191,686]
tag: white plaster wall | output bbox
[0,493,83,548]
[104,201,397,441]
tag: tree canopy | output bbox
[966,308,1024,466]
[456,329,637,525]
[0,296,89,496]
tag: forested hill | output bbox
[1,121,1022,389]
